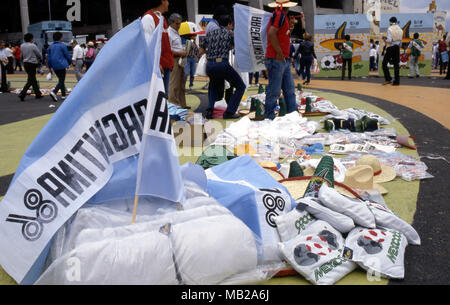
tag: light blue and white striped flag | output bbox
[234,3,272,72]
[0,16,181,284]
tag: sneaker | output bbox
[35,95,43,100]
[49,91,58,102]
[392,83,400,86]
[223,112,240,119]
[382,80,391,85]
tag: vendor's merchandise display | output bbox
[343,227,408,279]
[278,220,357,285]
[340,152,434,181]
[1,80,428,286]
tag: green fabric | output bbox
[258,84,265,94]
[195,145,237,169]
[250,98,257,112]
[288,161,304,178]
[255,99,264,118]
[302,156,335,198]
[342,41,353,60]
[305,97,312,113]
[278,98,287,117]
[411,39,423,57]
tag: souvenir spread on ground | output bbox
[27,83,432,285]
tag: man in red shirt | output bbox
[438,35,448,75]
[142,0,174,97]
[13,44,23,71]
[264,0,298,120]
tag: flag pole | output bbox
[131,195,139,224]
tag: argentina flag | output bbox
[234,3,272,72]
[0,17,174,284]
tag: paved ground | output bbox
[0,70,449,285]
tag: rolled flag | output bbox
[288,161,304,178]
[258,84,265,94]
[303,156,335,198]
[278,98,287,117]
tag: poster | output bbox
[314,14,371,78]
[379,13,434,76]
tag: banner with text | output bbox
[0,18,163,284]
[234,3,272,73]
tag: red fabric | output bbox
[143,10,174,69]
[438,40,447,53]
[13,46,21,60]
[265,9,291,59]
[212,107,227,119]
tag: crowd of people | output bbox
[1,0,450,109]
[0,34,102,99]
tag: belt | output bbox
[207,58,226,63]
[76,58,83,60]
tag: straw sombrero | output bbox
[343,165,388,195]
[279,177,361,200]
[355,154,396,183]
[268,0,298,8]
[264,167,285,181]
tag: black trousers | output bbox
[20,62,41,98]
[382,45,400,84]
[0,63,7,92]
[342,58,352,80]
[53,69,67,96]
[439,53,448,75]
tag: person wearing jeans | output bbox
[249,71,259,86]
[264,58,297,119]
[264,1,299,120]
[200,13,245,119]
[294,33,317,85]
[206,60,245,115]
[47,32,72,101]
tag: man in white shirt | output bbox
[71,40,84,81]
[168,13,188,109]
[369,46,377,71]
[0,41,9,92]
[4,43,14,74]
[382,16,402,86]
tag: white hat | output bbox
[343,165,388,195]
[355,154,396,183]
[268,0,298,8]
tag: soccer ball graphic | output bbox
[357,229,387,255]
[293,230,338,266]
